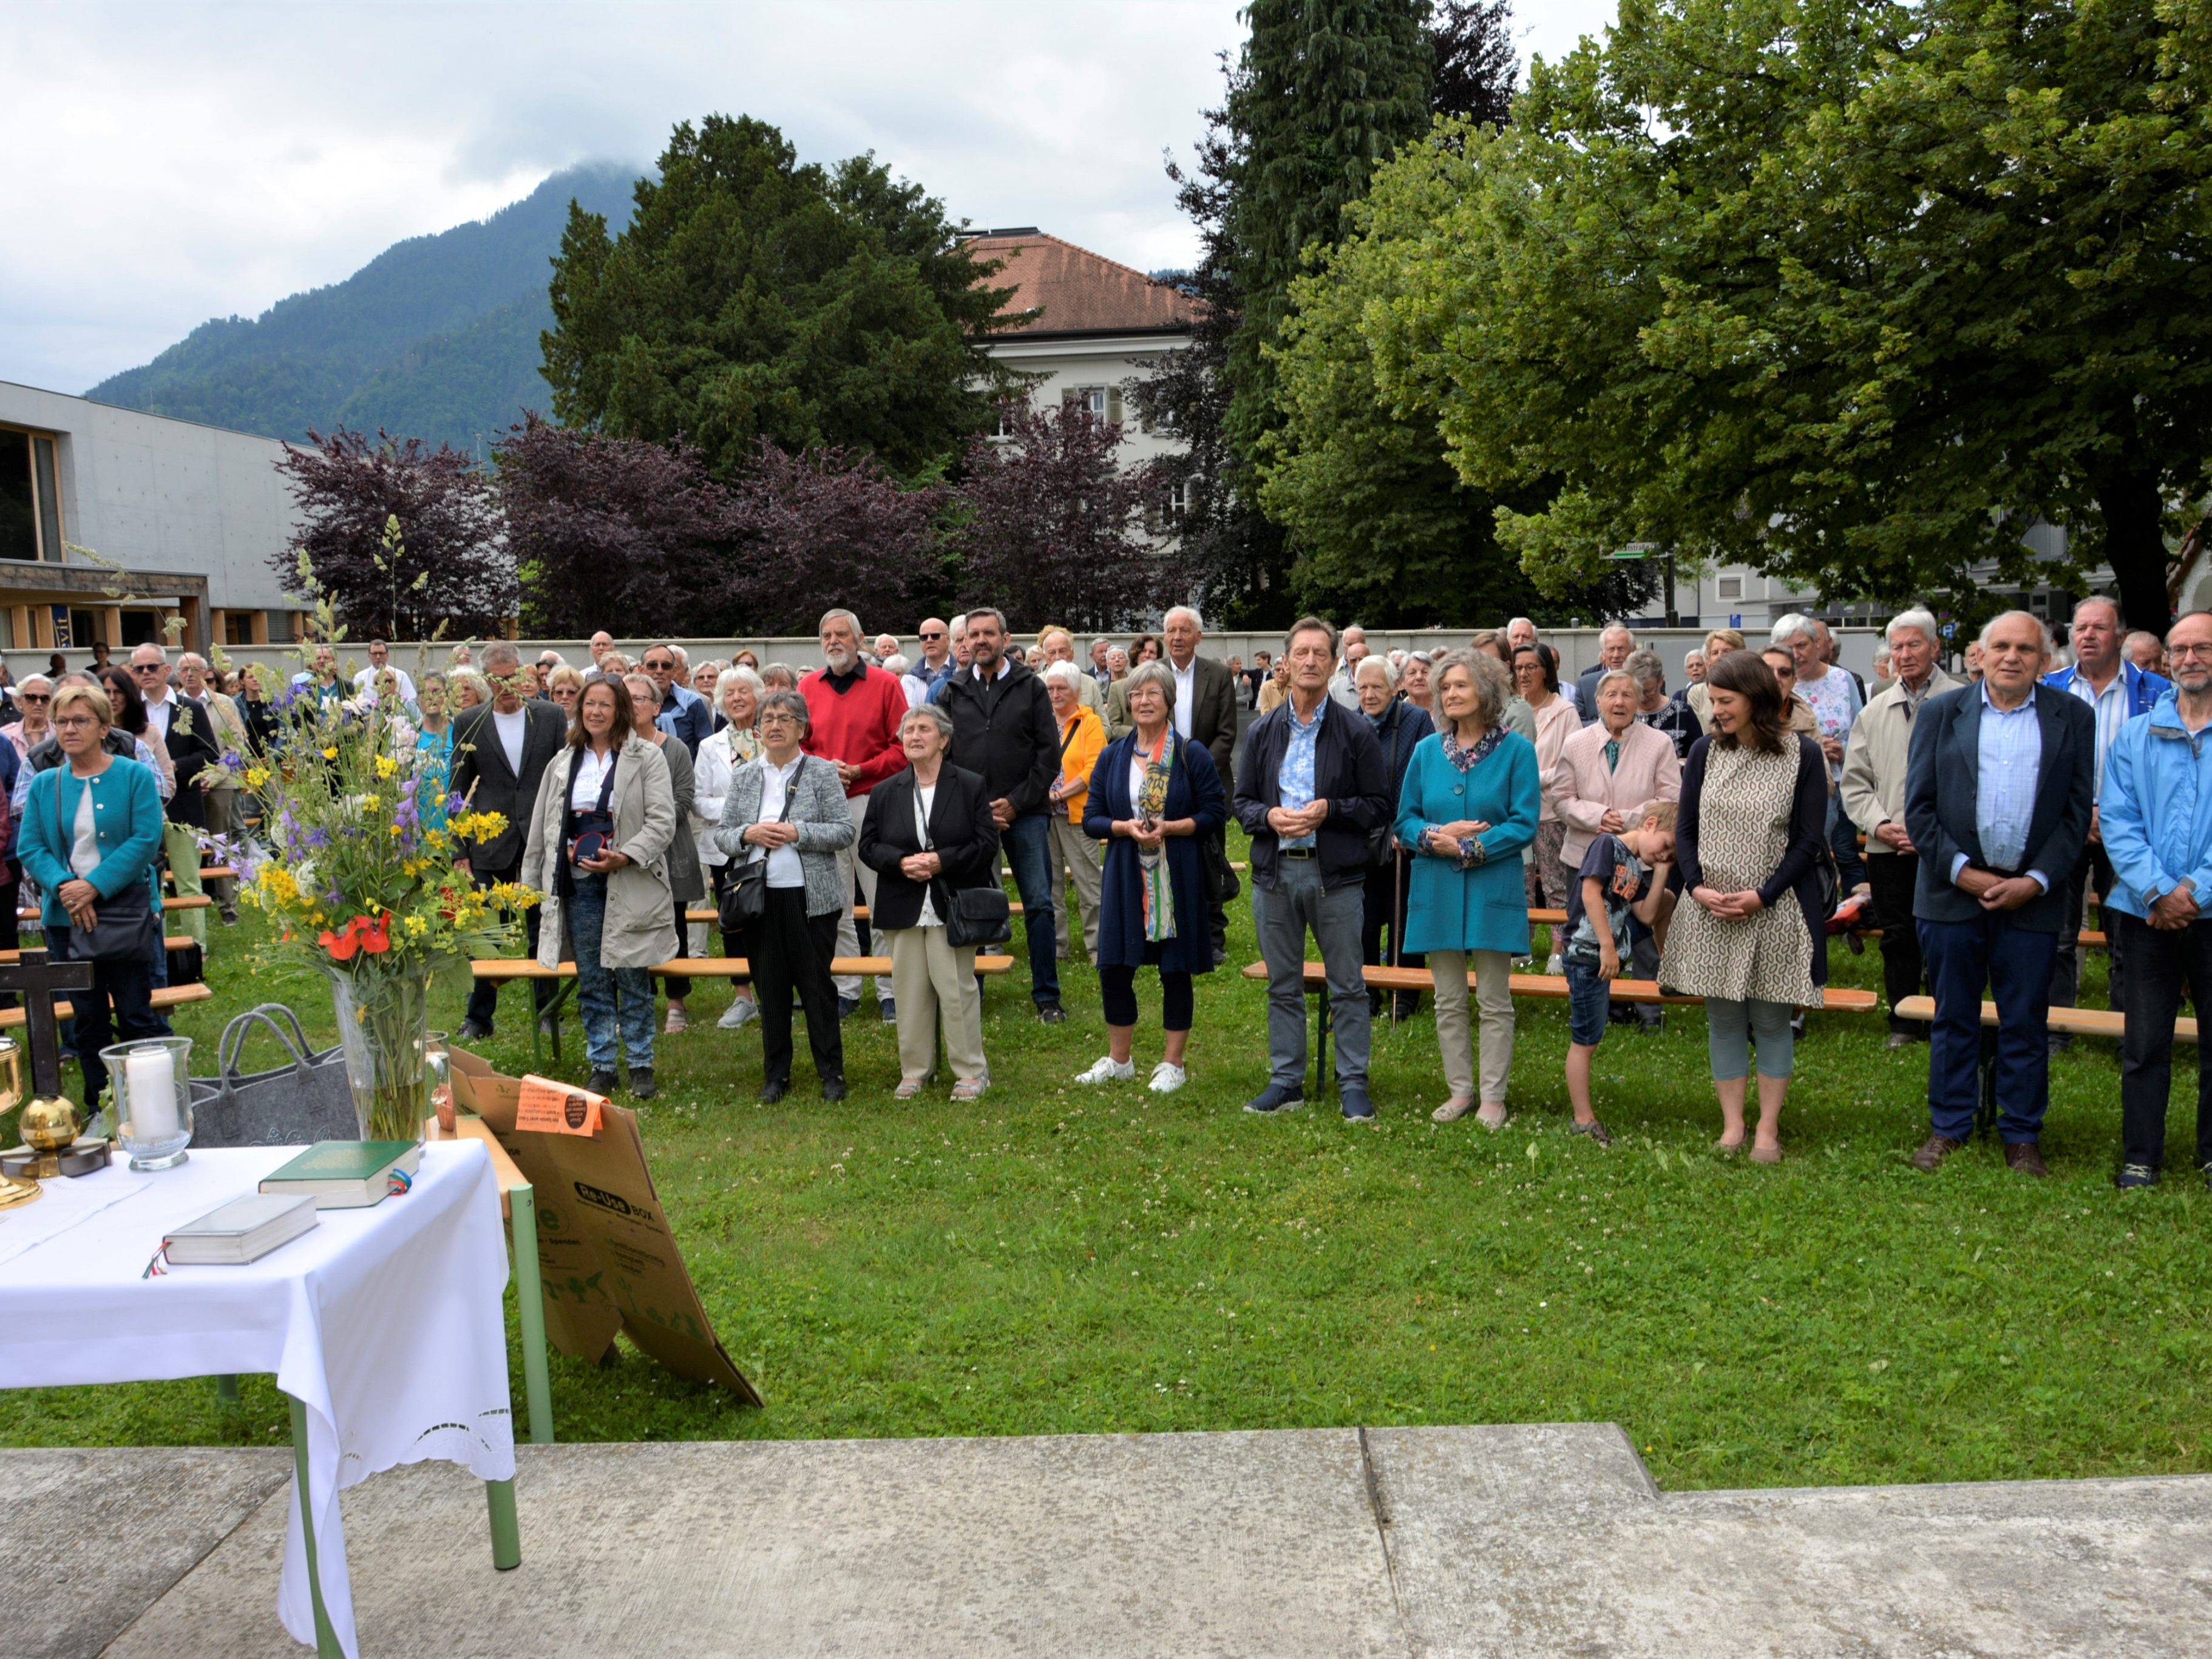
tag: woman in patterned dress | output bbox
[1659,649,1830,1162]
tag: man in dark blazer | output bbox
[130,642,224,948]
[450,641,570,1040]
[1162,606,1240,965]
[1232,616,1392,1120]
[1904,610,2096,1176]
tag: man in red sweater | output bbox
[802,607,911,1017]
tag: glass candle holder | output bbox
[424,1031,455,1135]
[103,1036,194,1171]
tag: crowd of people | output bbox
[15,589,2189,1187]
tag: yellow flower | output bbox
[322,747,338,759]
[245,765,271,789]
[390,824,404,836]
[360,795,379,811]
[375,755,398,778]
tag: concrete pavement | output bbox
[6,1425,2208,1657]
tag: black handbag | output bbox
[719,758,803,932]
[920,779,1012,948]
[50,769,162,963]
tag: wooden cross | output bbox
[0,948,94,1099]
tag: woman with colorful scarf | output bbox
[1076,660,1227,1094]
[1396,649,1542,1129]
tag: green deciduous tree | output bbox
[1356,0,2212,628]
[542,115,1019,482]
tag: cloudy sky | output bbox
[2,1,1617,396]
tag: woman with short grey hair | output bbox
[712,688,856,1101]
[626,673,706,1034]
[697,663,768,1026]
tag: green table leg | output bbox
[509,1183,555,1445]
[287,1393,343,1659]
[486,1477,521,1569]
[525,979,544,1072]
[214,1373,240,1402]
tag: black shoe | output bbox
[1244,1083,1305,1114]
[1340,1087,1376,1121]
[836,995,861,1019]
[456,1018,493,1043]
[1391,992,1422,1020]
[628,1067,656,1100]
[2117,1162,2158,1189]
[1368,991,1386,1020]
[821,1076,847,1102]
[586,1070,619,1097]
[760,1079,790,1104]
[1885,1030,1928,1050]
[1037,1001,1066,1024]
[2050,1033,2074,1056]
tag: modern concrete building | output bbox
[963,229,1199,517]
[0,381,308,658]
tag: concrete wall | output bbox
[0,381,305,615]
[88,623,1892,695]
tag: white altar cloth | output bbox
[0,1142,515,1657]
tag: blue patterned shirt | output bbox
[2063,669,2131,792]
[1956,682,2049,890]
[1279,695,1327,850]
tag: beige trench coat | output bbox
[520,732,677,971]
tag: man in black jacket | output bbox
[940,606,1065,1020]
[1233,617,1392,1119]
[450,642,570,1040]
[131,643,223,947]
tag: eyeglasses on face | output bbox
[920,630,945,640]
[131,662,161,673]
[759,711,801,725]
[643,658,676,672]
[20,693,49,704]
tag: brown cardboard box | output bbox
[450,1047,761,1405]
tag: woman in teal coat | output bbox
[1396,649,1541,1129]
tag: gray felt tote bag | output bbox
[189,1003,362,1147]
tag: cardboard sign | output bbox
[449,1047,761,1405]
[515,1073,605,1137]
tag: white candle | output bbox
[126,1048,179,1141]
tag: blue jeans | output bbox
[1562,957,1609,1047]
[567,875,656,1072]
[1002,812,1060,1006]
[1921,912,2059,1143]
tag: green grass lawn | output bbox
[4,833,2205,1495]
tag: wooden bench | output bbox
[470,955,1017,1066]
[18,895,210,923]
[0,981,213,1031]
[684,903,1026,927]
[1240,962,1876,1097]
[163,866,237,886]
[0,937,193,964]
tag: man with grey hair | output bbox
[801,606,911,1017]
[642,642,711,755]
[2041,595,2171,1037]
[1576,624,1637,721]
[1842,606,1959,1045]
[1326,623,1371,708]
[1905,609,2095,1175]
[914,617,957,702]
[1038,627,1104,713]
[177,651,245,922]
[350,637,418,707]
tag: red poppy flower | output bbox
[358,914,392,955]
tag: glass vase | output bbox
[324,966,433,1144]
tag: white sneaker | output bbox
[1148,1061,1188,1094]
[718,997,758,1031]
[1074,1055,1136,1085]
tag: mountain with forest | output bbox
[87,162,640,453]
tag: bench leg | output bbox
[525,978,543,1073]
[287,1393,344,1659]
[487,1477,521,1570]
[511,1183,555,1445]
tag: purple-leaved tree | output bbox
[730,440,948,636]
[273,427,515,638]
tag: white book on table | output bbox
[163,1193,321,1266]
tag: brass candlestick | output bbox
[0,1037,38,1208]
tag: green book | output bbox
[259,1141,422,1209]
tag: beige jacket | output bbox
[1839,667,1962,852]
[520,732,678,971]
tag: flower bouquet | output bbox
[208,654,535,1142]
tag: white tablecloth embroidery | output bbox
[0,1142,515,1658]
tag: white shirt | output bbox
[914,782,940,926]
[1170,656,1196,739]
[143,689,174,739]
[569,746,616,812]
[492,707,528,776]
[755,755,807,889]
[70,781,100,878]
[973,657,1012,682]
[353,666,419,705]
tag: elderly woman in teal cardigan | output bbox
[1396,649,1541,1130]
[17,679,168,1109]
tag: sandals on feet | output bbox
[950,1078,986,1102]
[1432,1097,1476,1124]
[894,1078,924,1101]
[1570,1119,1615,1148]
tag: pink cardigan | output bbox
[1553,719,1681,868]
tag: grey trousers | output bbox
[1050,812,1102,963]
[1255,857,1371,1090]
